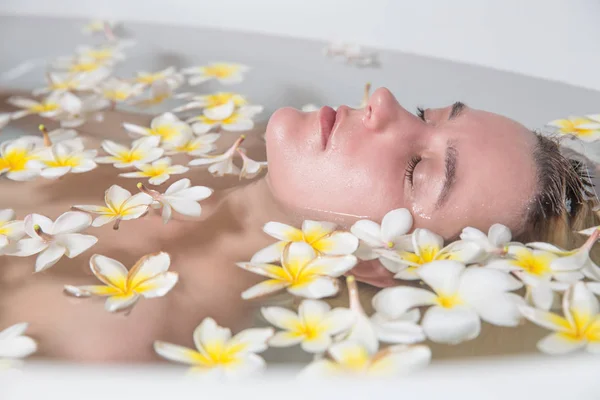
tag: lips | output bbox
[318,106,337,147]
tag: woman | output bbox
[0,87,596,362]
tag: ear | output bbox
[347,259,398,288]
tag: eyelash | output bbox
[416,107,426,121]
[405,155,422,186]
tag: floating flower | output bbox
[373,260,523,344]
[520,282,600,354]
[52,56,110,75]
[262,299,354,353]
[119,157,189,186]
[64,252,178,312]
[154,317,273,379]
[188,101,263,134]
[137,179,213,224]
[33,69,111,96]
[0,137,43,181]
[73,185,153,230]
[376,228,482,280]
[0,323,37,361]
[237,148,267,179]
[95,136,164,169]
[12,212,98,272]
[8,92,64,120]
[132,80,177,108]
[163,132,220,157]
[36,138,97,179]
[134,67,184,89]
[350,208,413,261]
[77,44,126,65]
[123,113,192,146]
[95,78,143,104]
[0,209,25,251]
[300,341,431,378]
[31,125,78,147]
[52,92,109,128]
[250,219,359,264]
[182,63,249,85]
[459,223,512,261]
[237,242,357,300]
[173,92,247,112]
[546,116,600,142]
[188,135,245,177]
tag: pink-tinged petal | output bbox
[302,255,358,277]
[372,287,437,319]
[313,232,359,256]
[418,260,465,294]
[105,292,139,312]
[51,211,92,234]
[154,341,204,366]
[518,305,571,333]
[301,334,332,354]
[537,333,586,355]
[351,220,383,247]
[228,327,274,354]
[241,280,289,300]
[40,166,71,179]
[12,238,47,257]
[261,306,300,330]
[287,276,339,299]
[135,272,178,298]
[58,233,97,258]
[422,305,481,344]
[263,221,303,242]
[268,331,303,347]
[35,243,67,272]
[90,254,128,288]
[381,209,413,243]
[24,213,53,239]
[369,345,431,377]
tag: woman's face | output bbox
[265,87,537,239]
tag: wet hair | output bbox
[517,132,600,251]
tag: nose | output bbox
[363,87,405,131]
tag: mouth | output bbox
[318,106,337,148]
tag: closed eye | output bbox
[405,155,422,187]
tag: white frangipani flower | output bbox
[376,228,482,280]
[119,157,189,186]
[154,317,273,379]
[65,252,178,312]
[32,125,78,147]
[123,113,192,146]
[96,78,143,104]
[0,323,37,360]
[52,92,109,128]
[373,260,524,344]
[52,54,111,75]
[173,92,247,113]
[0,209,25,251]
[181,63,249,86]
[520,282,600,355]
[77,44,126,65]
[300,340,430,378]
[459,224,512,261]
[137,178,213,224]
[73,185,153,230]
[135,66,184,90]
[262,299,354,354]
[163,132,220,157]
[237,148,267,179]
[95,136,164,169]
[188,135,245,177]
[0,137,43,181]
[188,101,263,134]
[33,69,111,96]
[8,92,64,120]
[350,208,413,261]
[546,116,600,142]
[251,220,359,264]
[132,80,177,108]
[237,242,357,300]
[12,212,98,272]
[35,138,98,179]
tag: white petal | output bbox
[136,272,178,298]
[0,323,29,339]
[0,209,15,224]
[413,228,444,257]
[418,260,465,294]
[322,308,356,336]
[228,327,274,354]
[299,299,331,322]
[12,238,47,257]
[369,345,431,377]
[24,214,53,239]
[488,224,511,247]
[282,241,317,270]
[371,312,425,344]
[567,282,599,319]
[518,305,571,333]
[40,166,71,179]
[194,317,231,351]
[439,240,484,264]
[381,209,413,243]
[458,267,523,302]
[164,178,190,194]
[261,307,300,330]
[101,140,129,157]
[35,243,67,272]
[314,231,359,256]
[105,185,132,207]
[123,123,150,137]
[422,305,481,344]
[203,100,235,120]
[58,233,97,258]
[92,215,117,227]
[250,242,285,264]
[105,292,140,312]
[288,277,340,299]
[51,211,92,234]
[223,353,266,379]
[165,198,201,217]
[0,336,37,359]
[154,341,199,365]
[550,250,590,272]
[241,280,288,300]
[301,334,332,353]
[537,333,586,355]
[350,220,383,247]
[128,252,171,288]
[372,287,437,319]
[302,255,358,278]
[90,254,128,288]
[471,293,524,327]
[268,331,303,347]
[262,221,301,241]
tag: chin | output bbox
[265,107,303,145]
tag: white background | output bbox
[0,0,599,91]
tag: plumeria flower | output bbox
[8,92,64,120]
[119,157,189,186]
[373,260,524,344]
[261,299,354,353]
[459,223,512,261]
[132,80,177,108]
[73,185,153,230]
[376,228,482,280]
[182,63,249,86]
[163,132,221,157]
[251,219,359,264]
[33,69,111,96]
[12,212,98,272]
[237,148,267,179]
[137,179,213,224]
[64,252,178,312]
[188,101,263,134]
[546,116,600,142]
[300,340,430,378]
[77,44,126,65]
[52,92,109,128]
[53,56,110,75]
[238,242,357,299]
[123,113,192,147]
[0,209,25,251]
[95,136,164,169]
[35,138,97,179]
[31,125,79,147]
[173,92,247,112]
[0,323,37,361]
[134,67,184,90]
[95,78,144,105]
[188,135,245,177]
[154,317,273,379]
[520,282,600,354]
[350,208,413,261]
[0,137,43,181]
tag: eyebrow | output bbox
[449,102,466,120]
[435,141,458,210]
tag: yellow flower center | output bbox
[140,164,170,178]
[85,48,113,62]
[199,112,240,125]
[202,65,239,78]
[45,155,82,168]
[201,340,247,366]
[150,125,179,141]
[136,73,164,85]
[0,222,12,236]
[0,149,36,172]
[558,118,598,137]
[340,346,370,372]
[103,89,130,102]
[436,294,463,308]
[70,62,100,73]
[205,93,246,108]
[116,151,143,164]
[174,140,201,153]
[511,249,553,276]
[29,102,59,114]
